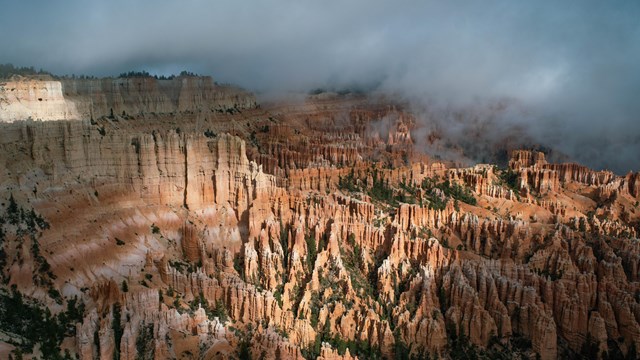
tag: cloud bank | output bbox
[1,0,639,172]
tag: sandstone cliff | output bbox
[0,75,256,122]
[0,96,639,360]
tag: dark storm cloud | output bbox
[1,1,639,172]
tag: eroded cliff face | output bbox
[0,75,256,121]
[0,78,81,121]
[0,92,639,360]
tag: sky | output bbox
[1,0,639,173]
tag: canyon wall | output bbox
[0,95,639,359]
[0,75,256,122]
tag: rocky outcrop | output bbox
[510,150,619,194]
[0,77,81,121]
[509,150,548,169]
[0,75,256,122]
[1,94,640,360]
[449,165,518,200]
[0,121,272,213]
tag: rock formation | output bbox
[0,75,256,122]
[0,79,638,359]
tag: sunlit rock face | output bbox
[0,75,256,122]
[0,78,81,121]
[0,85,639,360]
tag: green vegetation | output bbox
[0,221,5,274]
[6,195,49,230]
[443,323,538,360]
[368,169,396,206]
[438,286,448,314]
[393,333,434,360]
[93,328,101,355]
[249,131,263,153]
[0,63,201,81]
[7,194,19,224]
[305,229,317,274]
[338,167,478,213]
[367,255,385,300]
[168,259,200,274]
[118,70,153,78]
[118,70,198,79]
[498,168,520,198]
[309,292,321,328]
[31,233,57,296]
[341,236,375,298]
[338,168,398,207]
[211,299,229,323]
[61,296,86,334]
[235,326,254,360]
[189,292,229,323]
[233,254,244,279]
[579,217,587,232]
[439,180,477,206]
[237,341,252,360]
[0,287,84,358]
[0,63,52,78]
[135,322,155,360]
[280,220,290,271]
[316,262,352,309]
[398,177,421,204]
[1,195,58,302]
[421,177,477,209]
[446,324,481,359]
[273,286,284,308]
[338,169,360,193]
[112,303,124,360]
[534,267,564,281]
[172,294,182,310]
[302,328,382,360]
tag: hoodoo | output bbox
[0,76,638,359]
